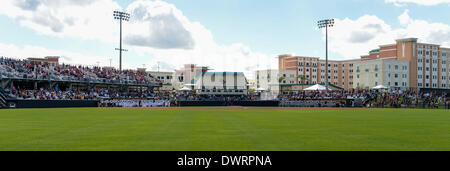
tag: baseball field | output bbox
[0,107,449,151]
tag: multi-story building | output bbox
[169,64,249,94]
[147,71,174,91]
[27,56,60,66]
[359,38,450,90]
[353,59,409,89]
[173,64,210,89]
[278,55,357,90]
[279,38,450,91]
[254,69,297,94]
[195,72,248,95]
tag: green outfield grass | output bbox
[0,108,449,151]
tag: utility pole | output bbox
[113,11,130,71]
[157,61,160,72]
[318,19,335,93]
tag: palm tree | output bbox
[298,75,307,84]
[278,76,285,84]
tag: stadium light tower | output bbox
[113,11,130,71]
[318,19,334,93]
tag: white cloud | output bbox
[327,9,450,58]
[398,10,412,25]
[126,0,277,76]
[0,0,276,77]
[385,0,450,6]
[0,0,121,43]
[125,0,195,49]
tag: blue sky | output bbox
[0,0,449,74]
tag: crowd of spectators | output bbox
[277,89,449,109]
[3,84,450,109]
[277,89,372,101]
[369,89,449,109]
[0,57,160,85]
[7,87,169,100]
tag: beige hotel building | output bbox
[277,38,450,91]
[278,55,358,90]
[356,38,450,90]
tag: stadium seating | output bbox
[0,57,162,86]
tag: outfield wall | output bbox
[178,101,280,107]
[8,100,99,108]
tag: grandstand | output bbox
[0,56,162,108]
